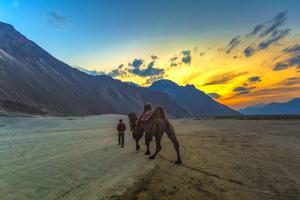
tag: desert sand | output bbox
[120,118,300,200]
[0,115,154,200]
[1,115,300,200]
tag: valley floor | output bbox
[0,115,154,200]
[120,118,300,200]
[0,115,300,199]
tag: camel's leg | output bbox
[149,132,163,160]
[144,132,152,155]
[165,122,182,164]
[135,131,143,151]
[135,138,140,151]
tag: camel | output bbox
[128,105,182,164]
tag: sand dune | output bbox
[1,115,300,199]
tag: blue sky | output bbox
[1,0,300,68]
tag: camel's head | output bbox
[128,112,138,131]
[128,112,144,140]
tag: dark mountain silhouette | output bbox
[239,98,300,115]
[0,21,189,117]
[148,79,240,116]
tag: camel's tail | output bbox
[156,106,166,119]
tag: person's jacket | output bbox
[117,123,126,132]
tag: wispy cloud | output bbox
[282,44,300,54]
[45,10,67,29]
[169,56,178,67]
[281,77,300,86]
[108,64,125,77]
[224,11,290,57]
[233,86,252,95]
[232,76,262,95]
[226,36,241,53]
[274,54,300,71]
[258,28,290,50]
[207,93,221,99]
[75,66,105,76]
[203,72,248,86]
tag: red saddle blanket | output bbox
[141,110,153,121]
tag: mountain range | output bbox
[239,98,300,115]
[0,21,239,117]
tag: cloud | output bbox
[170,56,178,62]
[224,85,300,100]
[282,44,300,54]
[244,46,255,57]
[128,58,164,77]
[45,10,67,29]
[221,11,290,57]
[260,11,288,37]
[273,54,300,71]
[240,11,289,57]
[248,76,262,83]
[248,24,265,36]
[203,72,248,86]
[75,66,105,76]
[243,76,262,87]
[107,64,125,77]
[251,86,300,96]
[258,28,290,50]
[151,55,159,60]
[248,11,288,38]
[207,93,221,99]
[233,76,261,95]
[200,52,206,56]
[169,56,179,67]
[281,77,300,86]
[226,36,241,53]
[233,86,251,95]
[181,50,191,65]
[129,59,144,69]
[273,62,289,71]
[145,74,164,84]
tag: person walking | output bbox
[117,119,126,148]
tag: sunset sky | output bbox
[0,0,300,109]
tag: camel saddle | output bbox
[140,110,154,122]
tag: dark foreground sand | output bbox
[1,115,300,200]
[119,119,300,200]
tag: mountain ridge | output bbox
[239,98,300,115]
[148,79,240,116]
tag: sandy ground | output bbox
[1,115,300,200]
[0,115,154,200]
[120,119,300,200]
